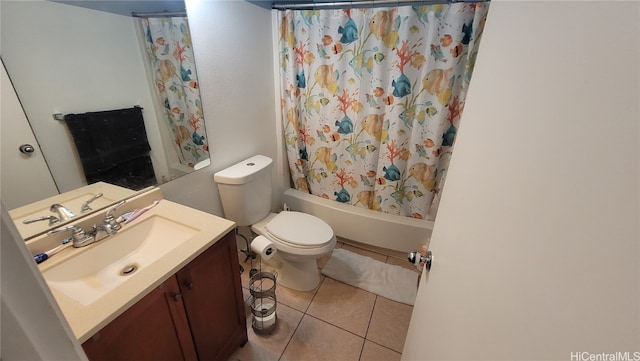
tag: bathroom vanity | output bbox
[27,188,247,360]
[81,231,246,360]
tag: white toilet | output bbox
[214,155,336,291]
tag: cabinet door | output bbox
[177,232,247,361]
[82,277,198,361]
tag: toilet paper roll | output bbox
[254,310,276,328]
[251,235,276,260]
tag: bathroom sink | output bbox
[42,215,198,306]
[28,188,237,343]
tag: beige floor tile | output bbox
[280,315,364,361]
[366,297,413,353]
[306,278,376,337]
[359,341,402,361]
[236,236,416,361]
[229,303,304,361]
[341,244,388,263]
[275,276,322,313]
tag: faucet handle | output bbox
[104,200,126,231]
[81,193,103,213]
[23,215,60,226]
[49,225,93,247]
[105,200,125,217]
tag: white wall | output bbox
[0,0,169,192]
[161,0,279,215]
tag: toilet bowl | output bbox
[252,211,336,291]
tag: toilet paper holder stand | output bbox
[235,228,257,262]
[249,270,278,334]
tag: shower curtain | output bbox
[139,17,209,168]
[278,3,489,220]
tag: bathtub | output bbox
[282,188,433,253]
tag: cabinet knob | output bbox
[186,281,194,290]
[172,292,183,301]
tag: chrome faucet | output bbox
[49,225,94,248]
[50,203,76,222]
[86,200,125,243]
[91,223,117,242]
[47,201,126,247]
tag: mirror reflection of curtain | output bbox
[138,17,209,168]
[278,3,489,221]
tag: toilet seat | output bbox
[266,211,334,249]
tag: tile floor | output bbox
[229,238,419,361]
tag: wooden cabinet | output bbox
[177,231,247,360]
[82,231,247,361]
[81,276,198,361]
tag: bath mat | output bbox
[321,248,418,305]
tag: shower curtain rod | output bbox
[272,0,488,10]
[131,11,187,18]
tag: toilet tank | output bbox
[213,155,273,226]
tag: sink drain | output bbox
[119,263,139,276]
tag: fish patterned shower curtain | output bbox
[278,3,489,220]
[139,17,209,168]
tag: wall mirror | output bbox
[0,0,210,239]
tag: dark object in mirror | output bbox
[64,107,156,190]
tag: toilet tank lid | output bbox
[213,155,273,185]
